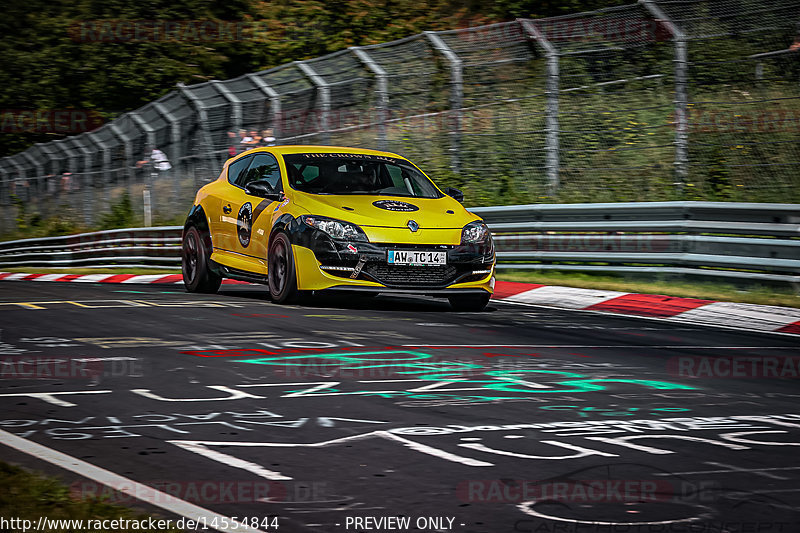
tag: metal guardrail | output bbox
[472,201,800,284]
[0,226,182,269]
[0,202,798,283]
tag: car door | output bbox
[210,154,252,254]
[230,152,284,267]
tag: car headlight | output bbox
[300,215,368,242]
[461,221,490,244]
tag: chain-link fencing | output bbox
[1,0,798,237]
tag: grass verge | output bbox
[0,461,181,532]
[497,270,800,309]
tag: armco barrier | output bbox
[0,202,798,283]
[473,201,800,283]
[0,226,182,269]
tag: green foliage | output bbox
[0,461,182,531]
[100,192,136,229]
[0,0,631,157]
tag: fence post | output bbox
[109,121,134,192]
[129,112,157,225]
[296,61,331,145]
[152,101,182,169]
[71,137,94,227]
[424,31,462,174]
[0,164,8,234]
[177,83,219,177]
[21,150,45,219]
[519,19,560,196]
[212,80,243,134]
[350,46,389,150]
[640,0,689,193]
[246,74,282,143]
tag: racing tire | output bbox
[268,231,304,304]
[448,292,491,312]
[182,226,222,293]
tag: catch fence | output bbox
[1,0,799,237]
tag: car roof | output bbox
[235,145,407,160]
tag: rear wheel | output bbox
[182,226,222,293]
[268,231,303,304]
[448,293,490,312]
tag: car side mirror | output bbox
[245,180,283,201]
[444,187,464,203]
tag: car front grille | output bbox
[363,263,458,287]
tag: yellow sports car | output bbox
[181,146,495,310]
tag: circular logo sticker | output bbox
[237,202,253,247]
[373,200,419,212]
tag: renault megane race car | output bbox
[181,146,495,311]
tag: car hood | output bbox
[291,192,479,230]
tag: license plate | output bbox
[387,250,447,266]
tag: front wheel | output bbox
[268,231,303,304]
[182,226,222,293]
[448,293,491,312]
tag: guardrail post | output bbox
[640,0,689,194]
[519,19,560,197]
[425,31,463,174]
[296,61,331,145]
[350,46,389,151]
[246,74,282,143]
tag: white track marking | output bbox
[72,274,114,283]
[402,344,799,349]
[503,285,627,308]
[2,273,32,280]
[32,274,70,281]
[668,301,800,331]
[0,429,268,533]
[492,299,800,338]
[168,441,291,480]
[121,275,172,283]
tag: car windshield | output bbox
[283,153,444,198]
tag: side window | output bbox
[227,156,251,186]
[239,153,282,191]
[386,165,405,188]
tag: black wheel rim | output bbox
[271,239,287,293]
[184,233,198,282]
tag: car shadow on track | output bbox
[216,286,499,314]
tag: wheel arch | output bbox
[184,204,212,250]
[268,213,300,248]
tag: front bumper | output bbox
[291,223,495,295]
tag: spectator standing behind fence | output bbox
[60,172,74,193]
[136,146,172,226]
[238,129,252,153]
[227,131,237,158]
[137,147,172,173]
[260,128,276,147]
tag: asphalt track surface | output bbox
[1,282,799,533]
